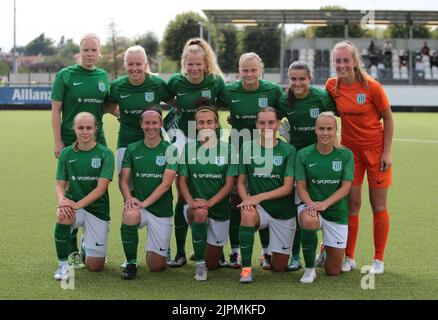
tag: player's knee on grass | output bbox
[271,253,289,272]
[206,244,222,270]
[86,257,105,272]
[299,208,320,230]
[324,265,341,276]
[122,207,141,225]
[324,248,343,276]
[147,252,166,272]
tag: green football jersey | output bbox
[109,74,173,148]
[56,144,115,221]
[167,73,225,137]
[179,141,238,221]
[122,139,178,217]
[295,144,354,224]
[239,139,296,219]
[222,79,283,132]
[279,87,336,150]
[51,64,109,146]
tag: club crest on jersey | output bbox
[258,97,268,108]
[201,90,211,99]
[215,156,225,166]
[156,155,166,166]
[332,160,342,172]
[356,93,366,105]
[145,92,154,103]
[273,156,283,166]
[309,108,320,119]
[91,157,101,169]
[98,80,106,92]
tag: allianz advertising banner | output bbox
[0,86,51,105]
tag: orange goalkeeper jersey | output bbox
[325,74,390,150]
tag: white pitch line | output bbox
[394,138,438,144]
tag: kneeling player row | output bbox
[54,106,355,285]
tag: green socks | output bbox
[174,201,188,256]
[70,227,79,254]
[55,223,72,261]
[301,229,318,268]
[229,207,241,249]
[121,223,139,265]
[259,227,270,249]
[192,222,208,263]
[239,226,255,268]
[292,227,301,257]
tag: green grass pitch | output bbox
[0,110,437,299]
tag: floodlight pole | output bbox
[408,22,413,85]
[13,0,17,74]
[199,22,204,39]
[280,14,285,83]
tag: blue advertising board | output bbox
[0,86,52,105]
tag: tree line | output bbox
[1,10,436,77]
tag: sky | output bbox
[1,0,438,52]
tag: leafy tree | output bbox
[384,24,431,39]
[99,21,133,78]
[217,24,238,72]
[162,12,206,61]
[431,27,438,39]
[0,60,10,75]
[57,38,79,63]
[312,6,370,38]
[9,46,24,54]
[24,33,57,55]
[135,32,159,59]
[241,24,281,68]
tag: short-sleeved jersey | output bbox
[295,144,354,224]
[325,74,390,150]
[122,139,178,218]
[221,80,283,132]
[239,139,296,219]
[108,75,173,148]
[56,144,114,221]
[51,64,109,146]
[167,73,225,137]
[279,87,336,150]
[179,141,238,221]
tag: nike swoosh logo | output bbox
[120,94,130,99]
[159,248,167,252]
[309,163,318,167]
[135,156,143,160]
[55,239,67,243]
[336,241,344,245]
[95,242,104,247]
[73,82,83,86]
[177,92,187,96]
[287,112,296,115]
[241,246,251,249]
[194,240,203,244]
[377,180,384,184]
[231,99,241,103]
[282,246,291,250]
[69,159,78,163]
[216,240,225,244]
